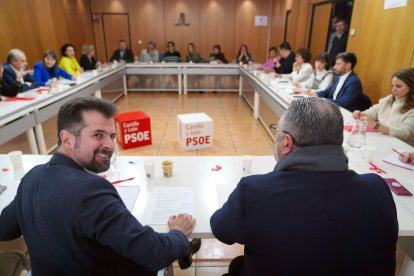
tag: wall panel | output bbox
[347,0,414,103]
[234,0,271,63]
[0,0,93,66]
[199,0,236,62]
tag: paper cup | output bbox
[242,155,253,173]
[364,146,376,162]
[162,161,173,177]
[144,160,155,178]
[8,151,23,169]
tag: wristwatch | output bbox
[374,122,381,131]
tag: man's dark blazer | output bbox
[0,153,189,275]
[317,71,363,111]
[110,48,134,63]
[2,63,39,92]
[211,170,398,276]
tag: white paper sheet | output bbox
[384,0,407,9]
[115,186,140,211]
[216,184,236,207]
[148,187,193,225]
[0,180,19,212]
[383,153,414,171]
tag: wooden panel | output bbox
[234,0,271,63]
[347,0,414,103]
[126,0,165,60]
[308,3,331,62]
[90,0,128,13]
[200,0,236,62]
[102,14,131,61]
[164,0,200,60]
[269,0,292,53]
[0,0,93,67]
[288,0,311,50]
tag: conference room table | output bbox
[1,63,414,274]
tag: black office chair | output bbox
[360,93,372,111]
[0,249,31,276]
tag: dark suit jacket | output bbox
[211,170,398,276]
[275,51,296,74]
[110,49,134,63]
[0,78,20,97]
[329,31,349,66]
[2,63,39,92]
[79,54,97,71]
[33,62,73,86]
[0,153,189,275]
[317,71,363,111]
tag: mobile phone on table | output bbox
[383,178,412,196]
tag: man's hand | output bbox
[168,213,196,237]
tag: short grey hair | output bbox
[7,49,25,64]
[280,97,343,146]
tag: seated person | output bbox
[2,49,39,92]
[185,43,204,63]
[79,44,97,71]
[110,40,134,63]
[274,42,296,74]
[211,97,398,275]
[279,48,313,83]
[400,152,414,164]
[58,43,82,76]
[261,47,280,72]
[234,44,253,65]
[353,68,414,146]
[140,40,159,63]
[308,52,363,112]
[292,52,334,93]
[0,96,198,275]
[0,64,20,97]
[162,41,181,63]
[329,18,349,67]
[34,50,75,86]
[209,44,228,64]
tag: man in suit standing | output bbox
[2,49,39,92]
[0,97,196,275]
[309,52,364,111]
[329,18,349,67]
[211,97,398,276]
[110,39,134,63]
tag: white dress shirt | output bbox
[332,71,351,100]
[282,63,313,83]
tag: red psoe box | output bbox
[115,111,152,149]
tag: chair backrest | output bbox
[0,250,31,276]
[360,93,372,111]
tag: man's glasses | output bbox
[269,124,289,135]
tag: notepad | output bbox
[383,153,414,171]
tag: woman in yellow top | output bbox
[58,43,82,76]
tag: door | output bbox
[307,3,332,62]
[102,13,132,61]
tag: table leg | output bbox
[253,91,260,119]
[239,76,243,97]
[400,255,414,276]
[35,124,47,155]
[123,75,128,95]
[183,73,187,95]
[94,89,102,98]
[178,73,182,95]
[26,129,39,154]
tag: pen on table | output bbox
[392,148,413,163]
[112,177,135,185]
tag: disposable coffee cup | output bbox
[364,146,376,162]
[242,155,253,173]
[144,160,155,178]
[8,151,23,170]
[162,161,173,177]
